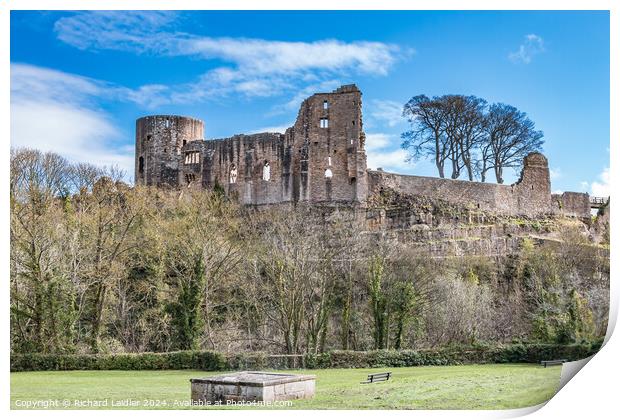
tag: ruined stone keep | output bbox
[135,84,590,219]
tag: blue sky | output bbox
[10,10,609,194]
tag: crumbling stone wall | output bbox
[135,86,590,221]
[289,84,367,204]
[367,152,570,218]
[136,85,367,206]
[552,192,591,219]
[181,133,294,205]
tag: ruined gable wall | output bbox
[368,152,557,217]
[290,85,367,204]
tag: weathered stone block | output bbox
[190,371,316,405]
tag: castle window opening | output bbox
[183,139,187,146]
[328,156,332,166]
[324,168,333,178]
[262,161,271,181]
[230,165,238,184]
[138,156,144,174]
[323,100,329,110]
[320,118,329,128]
[185,151,200,164]
[165,119,170,128]
[185,173,196,184]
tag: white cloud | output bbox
[367,149,410,172]
[580,168,610,197]
[549,167,562,181]
[52,11,404,109]
[590,168,610,197]
[55,12,401,77]
[365,133,391,151]
[369,100,404,127]
[364,133,410,172]
[11,64,134,177]
[277,80,342,113]
[54,11,178,53]
[248,123,294,134]
[509,34,545,64]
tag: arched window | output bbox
[229,164,238,184]
[324,168,333,178]
[262,161,271,181]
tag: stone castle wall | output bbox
[135,84,592,219]
[367,153,555,217]
[552,192,591,218]
[136,85,366,206]
[183,133,294,205]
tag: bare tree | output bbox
[10,149,77,352]
[401,95,450,178]
[481,103,544,183]
[402,96,543,184]
[68,163,104,193]
[454,96,487,181]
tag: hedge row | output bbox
[10,351,226,372]
[304,341,603,369]
[11,341,602,372]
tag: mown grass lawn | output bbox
[11,364,561,410]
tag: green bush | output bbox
[11,341,602,372]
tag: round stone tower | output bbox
[135,115,204,187]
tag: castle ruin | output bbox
[135,84,592,220]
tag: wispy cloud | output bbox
[52,11,404,109]
[54,11,179,53]
[13,11,409,175]
[581,167,610,197]
[368,99,404,128]
[55,11,400,76]
[11,63,134,177]
[509,34,545,64]
[365,133,410,172]
[248,122,294,134]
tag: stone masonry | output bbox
[190,371,316,404]
[135,84,591,219]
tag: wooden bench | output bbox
[540,359,567,368]
[361,372,392,384]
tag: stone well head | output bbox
[190,371,316,404]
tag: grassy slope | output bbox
[10,364,561,410]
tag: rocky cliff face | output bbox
[311,186,607,259]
